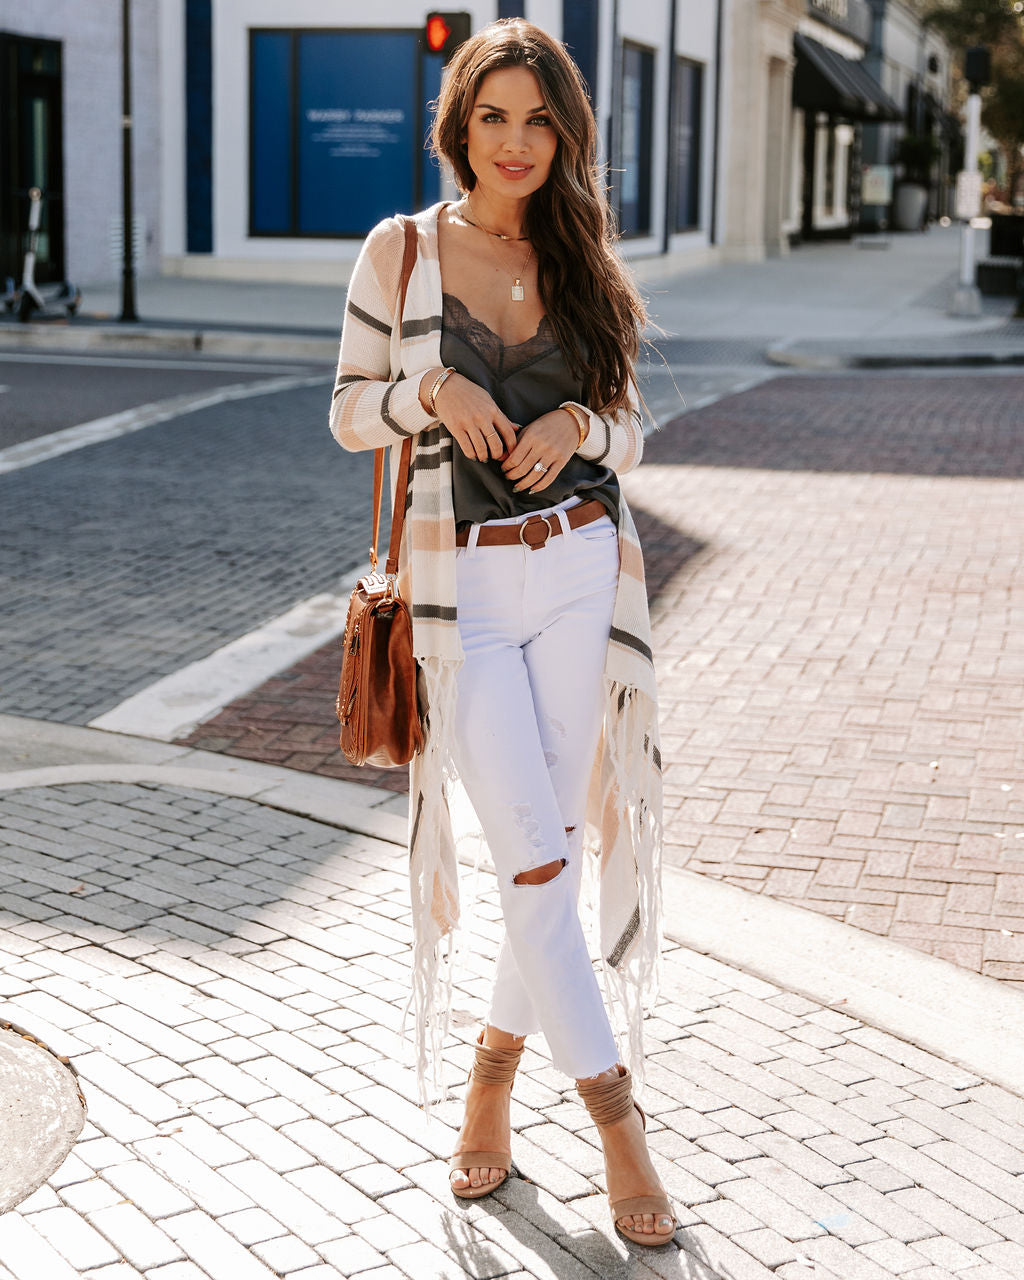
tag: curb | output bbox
[765,342,1024,370]
[662,870,1024,1101]
[8,321,1024,373]
[0,713,406,843]
[0,323,338,363]
[0,760,407,848]
[1,719,1021,1100]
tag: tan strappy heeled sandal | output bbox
[449,1031,523,1200]
[577,1064,678,1247]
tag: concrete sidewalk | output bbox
[4,717,1024,1279]
[0,223,1020,368]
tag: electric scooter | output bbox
[12,187,81,322]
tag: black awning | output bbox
[793,34,902,123]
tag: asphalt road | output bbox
[0,350,331,450]
[0,366,359,724]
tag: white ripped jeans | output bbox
[453,497,620,1080]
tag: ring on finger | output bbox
[532,461,548,474]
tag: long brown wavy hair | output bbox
[431,19,645,414]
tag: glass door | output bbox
[0,34,65,284]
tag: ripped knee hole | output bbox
[513,858,567,886]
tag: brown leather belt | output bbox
[455,498,608,550]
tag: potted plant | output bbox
[893,133,940,230]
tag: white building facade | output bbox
[159,0,723,283]
[4,1,951,290]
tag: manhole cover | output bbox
[0,1021,86,1212]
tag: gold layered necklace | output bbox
[460,199,534,302]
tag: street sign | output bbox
[965,46,991,90]
[862,165,893,205]
[954,169,982,221]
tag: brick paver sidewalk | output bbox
[183,372,1024,988]
[638,373,1024,987]
[3,781,1024,1280]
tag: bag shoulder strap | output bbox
[370,216,418,577]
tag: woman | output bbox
[330,18,672,1246]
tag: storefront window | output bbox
[672,58,703,231]
[616,42,654,237]
[249,29,442,238]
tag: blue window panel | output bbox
[498,1,525,16]
[251,32,293,234]
[185,0,212,252]
[421,50,444,209]
[297,32,417,235]
[563,0,598,101]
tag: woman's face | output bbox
[463,66,558,203]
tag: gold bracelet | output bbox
[561,402,589,450]
[427,367,456,416]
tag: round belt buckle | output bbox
[519,515,552,549]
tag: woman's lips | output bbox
[496,163,533,180]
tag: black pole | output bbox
[120,0,138,322]
[709,0,724,245]
[662,0,678,255]
[607,0,620,195]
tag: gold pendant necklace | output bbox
[462,199,533,302]
[509,243,534,302]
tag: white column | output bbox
[949,89,982,317]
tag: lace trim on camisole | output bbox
[442,292,559,382]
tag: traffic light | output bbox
[425,12,472,64]
[964,46,991,90]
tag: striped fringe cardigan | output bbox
[330,203,663,1107]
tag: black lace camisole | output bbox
[440,292,619,528]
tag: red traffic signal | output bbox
[426,14,451,52]
[425,12,471,63]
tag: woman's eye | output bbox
[482,113,503,123]
[530,116,551,127]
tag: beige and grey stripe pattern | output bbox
[330,204,663,1105]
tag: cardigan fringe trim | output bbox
[405,654,461,1113]
[597,682,664,1092]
